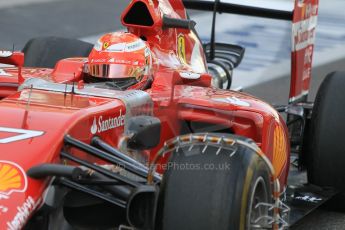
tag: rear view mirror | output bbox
[0,51,13,58]
[0,51,24,67]
[127,116,161,150]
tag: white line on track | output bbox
[0,0,66,9]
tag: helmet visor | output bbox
[88,64,146,79]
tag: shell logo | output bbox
[0,161,27,198]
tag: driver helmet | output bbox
[85,32,153,90]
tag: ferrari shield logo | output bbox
[177,34,187,64]
[103,42,110,50]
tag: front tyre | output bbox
[157,134,272,230]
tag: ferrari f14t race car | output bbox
[0,0,344,229]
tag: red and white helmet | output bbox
[85,32,153,90]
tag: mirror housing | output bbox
[0,51,24,67]
[127,116,161,150]
[0,51,25,83]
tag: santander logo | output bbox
[91,110,125,135]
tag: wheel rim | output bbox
[247,177,269,229]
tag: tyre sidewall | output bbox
[307,72,345,190]
[158,140,272,230]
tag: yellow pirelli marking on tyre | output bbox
[240,166,254,230]
[177,34,187,64]
[272,125,287,177]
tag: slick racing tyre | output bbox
[23,36,93,68]
[306,72,345,192]
[157,134,272,230]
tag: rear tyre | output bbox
[306,72,345,193]
[23,36,93,68]
[157,134,272,230]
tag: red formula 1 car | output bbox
[0,0,344,229]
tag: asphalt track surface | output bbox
[1,0,345,229]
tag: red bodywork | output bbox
[0,0,321,227]
[290,0,319,102]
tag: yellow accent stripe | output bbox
[272,125,287,177]
[240,164,254,230]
